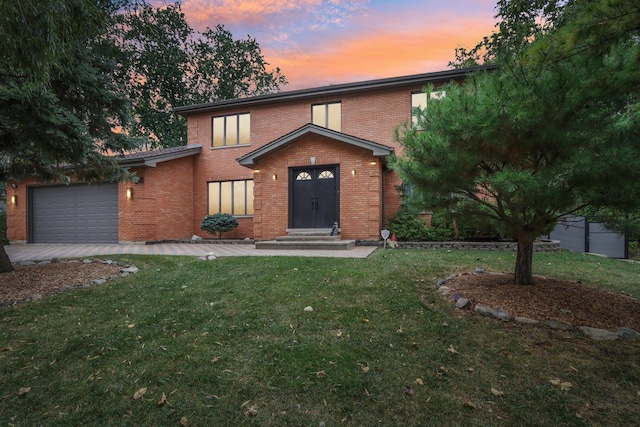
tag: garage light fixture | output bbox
[126,188,133,200]
[10,195,17,205]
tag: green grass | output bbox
[1,249,639,426]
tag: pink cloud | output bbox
[182,0,325,26]
[266,18,496,89]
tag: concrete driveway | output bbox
[5,243,377,262]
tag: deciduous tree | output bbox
[113,4,287,148]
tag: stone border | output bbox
[377,239,560,252]
[146,238,255,245]
[435,270,640,341]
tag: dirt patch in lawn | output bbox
[444,272,640,331]
[0,262,122,306]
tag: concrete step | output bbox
[255,240,356,250]
[275,235,340,241]
[285,228,339,236]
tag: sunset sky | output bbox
[158,0,499,90]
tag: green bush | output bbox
[386,208,454,242]
[452,214,504,241]
[386,207,505,242]
[200,213,239,239]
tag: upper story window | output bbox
[212,113,250,147]
[411,90,445,126]
[312,102,341,132]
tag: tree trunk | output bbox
[514,233,534,285]
[0,245,14,273]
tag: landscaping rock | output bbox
[31,293,42,301]
[546,320,574,331]
[474,304,511,321]
[304,306,313,312]
[91,279,107,286]
[578,326,618,341]
[617,327,640,339]
[19,261,36,266]
[456,297,471,309]
[121,265,139,274]
[449,292,464,301]
[191,235,203,241]
[435,279,447,287]
[437,286,452,296]
[514,317,540,325]
[474,268,485,274]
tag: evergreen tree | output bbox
[393,0,640,285]
[0,0,141,273]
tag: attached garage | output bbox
[29,183,119,243]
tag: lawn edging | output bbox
[359,239,561,252]
[435,270,640,341]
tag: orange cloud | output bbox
[266,17,496,89]
[182,0,324,26]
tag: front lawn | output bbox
[1,249,639,426]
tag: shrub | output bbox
[200,213,239,239]
[386,207,505,242]
[386,208,454,242]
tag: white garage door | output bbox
[30,183,119,243]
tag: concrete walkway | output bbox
[5,243,377,262]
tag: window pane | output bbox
[226,115,238,146]
[220,181,232,214]
[208,183,220,214]
[412,92,427,109]
[318,170,334,179]
[233,181,246,215]
[312,104,326,127]
[327,103,341,131]
[246,180,254,215]
[212,117,225,147]
[238,113,250,145]
[296,171,312,180]
[411,92,427,126]
[431,90,446,100]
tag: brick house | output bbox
[5,66,489,244]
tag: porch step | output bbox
[255,239,356,250]
[275,235,340,241]
[285,228,338,236]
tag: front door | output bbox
[290,166,339,228]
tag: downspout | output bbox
[381,164,385,232]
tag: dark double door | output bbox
[290,166,338,229]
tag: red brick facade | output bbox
[6,68,481,243]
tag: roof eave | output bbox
[173,65,499,116]
[117,145,202,168]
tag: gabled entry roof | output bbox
[236,124,394,168]
[117,144,202,168]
